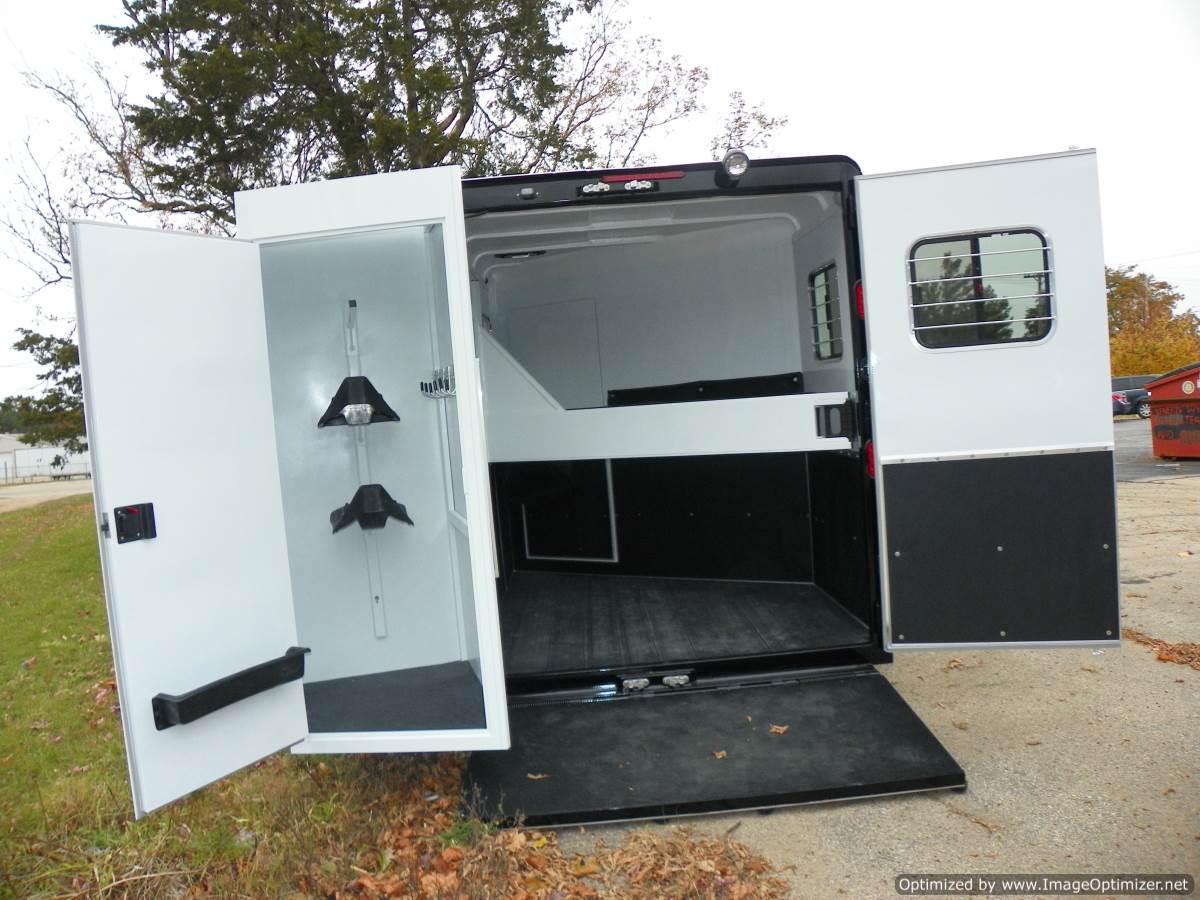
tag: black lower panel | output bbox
[468,668,965,825]
[499,573,870,676]
[884,451,1120,645]
[304,661,484,733]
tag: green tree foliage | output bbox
[0,397,28,433]
[4,330,85,461]
[1106,265,1200,375]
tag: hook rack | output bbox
[421,366,456,399]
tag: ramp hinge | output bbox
[619,670,693,694]
[816,400,856,441]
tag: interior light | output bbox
[722,149,750,180]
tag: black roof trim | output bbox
[462,155,862,214]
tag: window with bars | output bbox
[909,229,1052,349]
[809,263,842,360]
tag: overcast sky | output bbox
[1,0,1197,398]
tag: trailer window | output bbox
[909,229,1051,349]
[809,263,842,360]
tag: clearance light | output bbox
[856,281,865,319]
[722,149,750,180]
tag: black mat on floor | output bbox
[499,573,870,675]
[467,667,965,825]
[304,661,485,733]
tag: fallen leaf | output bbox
[943,658,964,671]
[51,735,63,744]
[526,772,550,781]
[768,724,789,735]
[1178,550,1194,558]
[70,765,90,774]
[952,720,969,730]
[20,656,36,669]
[1025,739,1042,746]
[1080,665,1099,673]
[571,857,601,878]
[30,719,50,732]
[1163,787,1176,796]
[712,750,727,759]
[525,851,550,872]
[531,836,548,849]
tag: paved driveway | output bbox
[0,478,93,514]
[1115,417,1200,482]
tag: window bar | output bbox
[909,268,1052,287]
[911,291,1052,309]
[910,244,1053,263]
[912,316,1053,332]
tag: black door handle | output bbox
[151,647,311,731]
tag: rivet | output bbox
[897,634,905,641]
[1102,543,1109,550]
[894,550,901,558]
[1106,630,1112,636]
[996,545,1004,552]
[999,630,1007,637]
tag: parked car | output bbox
[1112,388,1151,418]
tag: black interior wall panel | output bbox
[500,461,614,560]
[493,453,813,581]
[884,451,1120,645]
[808,451,873,625]
[611,454,812,580]
[606,371,805,407]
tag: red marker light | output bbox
[855,281,864,319]
[601,170,686,183]
[865,440,875,479]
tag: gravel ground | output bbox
[560,475,1200,898]
[0,478,92,514]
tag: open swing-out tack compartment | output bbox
[71,150,1119,822]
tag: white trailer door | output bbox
[856,150,1119,649]
[72,223,307,817]
[236,166,510,755]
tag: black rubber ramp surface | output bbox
[304,661,485,733]
[499,573,871,676]
[468,667,964,825]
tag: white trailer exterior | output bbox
[71,150,1117,821]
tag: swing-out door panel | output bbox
[236,167,509,752]
[856,151,1119,649]
[71,223,306,817]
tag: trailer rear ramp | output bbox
[467,665,964,826]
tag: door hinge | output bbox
[99,512,111,539]
[816,400,856,440]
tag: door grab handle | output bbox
[151,646,310,731]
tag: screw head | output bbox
[999,630,1007,637]
[996,545,1004,552]
[893,550,901,558]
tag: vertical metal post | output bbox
[343,300,389,639]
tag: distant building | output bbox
[0,434,90,482]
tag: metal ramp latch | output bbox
[815,400,856,440]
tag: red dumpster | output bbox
[1144,361,1200,459]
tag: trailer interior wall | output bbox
[464,190,875,677]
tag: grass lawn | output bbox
[0,497,790,899]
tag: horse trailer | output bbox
[69,149,1118,821]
